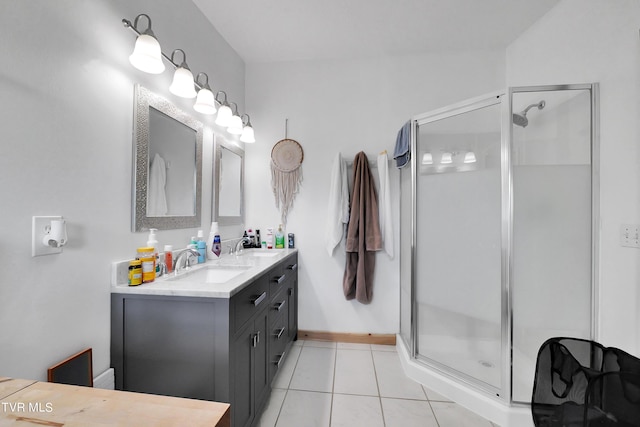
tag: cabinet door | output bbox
[254,309,270,413]
[232,307,269,427]
[232,321,254,427]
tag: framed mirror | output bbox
[132,84,203,231]
[214,139,244,226]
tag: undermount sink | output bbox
[246,251,279,258]
[169,265,251,284]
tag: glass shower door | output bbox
[414,98,504,393]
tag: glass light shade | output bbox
[422,153,433,164]
[169,67,197,98]
[193,88,217,115]
[464,151,477,163]
[215,104,232,127]
[240,125,255,143]
[227,115,243,134]
[441,152,452,164]
[129,34,165,74]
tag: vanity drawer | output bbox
[269,255,298,295]
[268,311,289,380]
[232,274,269,332]
[269,287,289,327]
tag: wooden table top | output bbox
[0,378,230,427]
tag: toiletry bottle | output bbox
[147,228,159,275]
[197,240,206,263]
[137,246,156,283]
[242,230,251,248]
[164,245,173,273]
[266,228,274,249]
[207,222,222,259]
[255,229,261,249]
[247,229,256,248]
[275,224,285,249]
[189,236,197,249]
[197,229,204,242]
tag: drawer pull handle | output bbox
[273,275,285,284]
[274,327,285,339]
[274,300,286,311]
[252,292,267,306]
[274,352,286,367]
[251,331,262,347]
[287,263,298,271]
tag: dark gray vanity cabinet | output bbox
[110,252,298,427]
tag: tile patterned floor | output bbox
[258,340,500,427]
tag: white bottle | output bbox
[207,222,222,260]
[266,228,274,249]
[146,228,159,274]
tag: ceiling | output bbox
[192,0,560,64]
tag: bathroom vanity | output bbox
[110,249,298,427]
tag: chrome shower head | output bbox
[513,100,546,128]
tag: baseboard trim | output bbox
[298,330,396,346]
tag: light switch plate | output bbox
[621,224,640,248]
[32,216,63,257]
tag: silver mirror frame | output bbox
[214,138,244,226]
[132,84,203,231]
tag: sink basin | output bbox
[169,265,251,284]
[247,252,279,258]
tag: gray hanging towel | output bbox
[393,121,411,168]
[343,152,382,304]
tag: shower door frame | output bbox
[405,83,599,405]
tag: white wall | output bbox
[245,51,506,334]
[506,0,640,355]
[0,0,244,381]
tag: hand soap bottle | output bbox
[275,224,285,249]
[146,228,160,275]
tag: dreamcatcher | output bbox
[271,120,304,225]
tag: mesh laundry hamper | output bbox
[531,337,640,427]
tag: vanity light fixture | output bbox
[464,151,477,163]
[214,91,233,127]
[123,13,257,140]
[227,102,244,135]
[441,152,453,164]
[240,114,255,143]
[126,14,165,74]
[168,49,197,98]
[193,72,217,115]
[422,152,433,165]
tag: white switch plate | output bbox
[620,224,640,248]
[32,216,63,257]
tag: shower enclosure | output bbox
[399,84,598,408]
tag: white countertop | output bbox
[111,248,297,298]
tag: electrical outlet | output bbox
[32,216,63,257]
[620,224,640,248]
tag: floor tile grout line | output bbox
[328,344,337,427]
[370,348,387,427]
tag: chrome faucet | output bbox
[233,236,251,255]
[174,249,200,274]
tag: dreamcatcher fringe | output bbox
[271,161,303,225]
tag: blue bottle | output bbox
[197,240,206,263]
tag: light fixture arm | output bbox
[195,72,211,90]
[241,114,252,126]
[170,49,189,69]
[229,102,239,115]
[215,91,229,106]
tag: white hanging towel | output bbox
[377,151,394,258]
[325,152,350,256]
[147,153,168,216]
